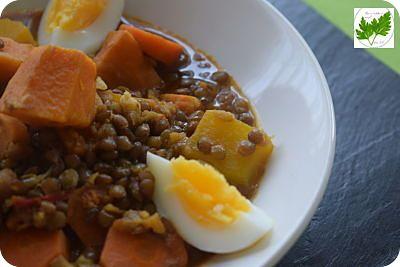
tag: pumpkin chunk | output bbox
[0,19,36,45]
[183,110,273,187]
[94,30,161,90]
[0,37,33,84]
[0,45,97,127]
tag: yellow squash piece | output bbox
[0,19,36,45]
[184,110,273,187]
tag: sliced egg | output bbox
[147,153,273,253]
[38,0,124,54]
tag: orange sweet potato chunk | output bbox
[0,113,29,159]
[67,187,108,247]
[0,45,97,127]
[94,30,161,90]
[100,219,188,267]
[0,229,69,267]
[0,37,33,84]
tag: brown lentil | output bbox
[95,109,111,123]
[98,123,117,138]
[129,180,142,202]
[95,174,113,186]
[116,136,134,151]
[97,210,115,228]
[40,201,57,214]
[238,140,256,156]
[111,114,129,129]
[59,169,79,190]
[239,112,255,126]
[118,127,135,142]
[193,52,204,61]
[135,123,151,139]
[96,137,117,151]
[233,98,250,114]
[112,167,131,179]
[40,178,61,194]
[147,136,162,149]
[248,128,265,144]
[109,185,127,199]
[211,71,230,84]
[197,136,213,154]
[139,179,154,199]
[151,118,170,135]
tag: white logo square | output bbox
[354,8,395,49]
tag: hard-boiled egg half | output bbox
[147,153,273,253]
[38,0,125,55]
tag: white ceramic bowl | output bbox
[5,1,336,266]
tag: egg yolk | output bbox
[170,157,250,227]
[46,0,107,32]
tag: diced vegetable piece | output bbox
[0,37,33,84]
[0,19,36,45]
[161,94,201,115]
[0,229,69,267]
[67,187,108,247]
[119,24,184,66]
[183,110,273,187]
[100,219,187,267]
[94,30,161,90]
[0,113,30,159]
[0,45,97,127]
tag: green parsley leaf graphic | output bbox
[355,11,392,46]
[356,17,374,40]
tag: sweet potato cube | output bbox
[94,30,161,90]
[67,187,108,247]
[183,110,273,187]
[0,37,33,84]
[0,113,29,159]
[100,219,187,267]
[0,45,96,127]
[0,229,69,267]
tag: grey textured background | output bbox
[267,0,400,266]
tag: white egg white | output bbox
[147,153,273,254]
[38,0,125,55]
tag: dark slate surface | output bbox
[265,0,400,266]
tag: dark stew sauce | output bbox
[1,11,262,267]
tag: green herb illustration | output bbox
[356,11,392,46]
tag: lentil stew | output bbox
[0,8,273,267]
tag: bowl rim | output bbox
[257,0,336,266]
